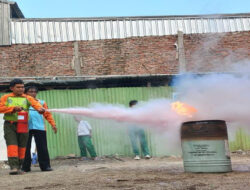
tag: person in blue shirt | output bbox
[22,86,57,172]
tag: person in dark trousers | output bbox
[128,100,151,160]
[0,79,45,175]
[22,86,57,172]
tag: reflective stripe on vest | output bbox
[4,97,30,121]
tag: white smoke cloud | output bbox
[175,71,250,124]
[49,99,186,132]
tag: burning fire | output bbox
[171,101,197,117]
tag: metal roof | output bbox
[0,0,24,18]
[0,74,173,91]
[10,2,24,18]
[10,13,250,44]
[0,0,23,45]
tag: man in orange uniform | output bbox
[0,79,45,175]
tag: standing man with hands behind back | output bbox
[0,79,45,175]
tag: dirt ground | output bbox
[1,153,250,190]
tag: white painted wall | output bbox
[0,114,7,161]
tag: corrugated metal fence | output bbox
[1,86,250,158]
[37,87,173,158]
[32,87,250,157]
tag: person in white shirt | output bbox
[74,116,97,160]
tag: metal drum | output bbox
[181,120,232,173]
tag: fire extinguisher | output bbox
[17,111,29,133]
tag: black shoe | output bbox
[42,167,53,172]
[9,168,18,175]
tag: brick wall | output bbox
[184,32,250,72]
[0,42,74,77]
[78,36,178,75]
[0,31,249,77]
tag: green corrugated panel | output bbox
[229,128,250,151]
[36,86,250,158]
[36,87,174,158]
[2,88,250,157]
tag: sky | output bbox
[14,0,250,18]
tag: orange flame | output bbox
[171,101,197,117]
